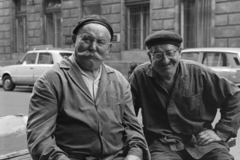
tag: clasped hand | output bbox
[196,129,222,146]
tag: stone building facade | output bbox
[0,0,240,75]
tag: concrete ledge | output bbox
[0,115,28,156]
[0,149,30,160]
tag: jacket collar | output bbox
[59,55,114,105]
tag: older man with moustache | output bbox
[27,15,150,160]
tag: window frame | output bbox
[15,0,27,53]
[181,0,214,48]
[44,0,62,47]
[82,0,101,16]
[125,2,150,50]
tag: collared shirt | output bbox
[129,60,240,159]
[71,57,102,100]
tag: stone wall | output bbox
[102,0,122,60]
[62,0,80,48]
[0,0,12,55]
[151,0,179,33]
[215,0,240,47]
[27,0,43,48]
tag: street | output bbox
[0,87,32,117]
[0,87,239,159]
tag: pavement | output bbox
[0,115,28,155]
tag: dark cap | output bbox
[72,14,114,41]
[145,30,183,49]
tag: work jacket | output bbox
[129,60,240,159]
[27,57,150,160]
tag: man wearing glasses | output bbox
[129,30,240,160]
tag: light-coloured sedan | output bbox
[0,49,73,91]
[181,48,240,87]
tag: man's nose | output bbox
[160,54,170,63]
[89,41,97,50]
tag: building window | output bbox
[44,0,62,47]
[16,0,27,12]
[45,0,61,9]
[82,0,101,16]
[15,0,27,53]
[182,0,212,48]
[126,3,149,50]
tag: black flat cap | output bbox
[145,30,183,49]
[72,14,114,41]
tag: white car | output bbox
[181,48,240,87]
[0,49,73,91]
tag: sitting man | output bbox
[129,30,240,160]
[27,15,150,160]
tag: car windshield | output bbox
[60,52,72,59]
[181,52,199,62]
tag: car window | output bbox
[202,52,229,67]
[233,57,240,65]
[60,52,72,59]
[38,52,53,64]
[219,53,229,66]
[23,53,37,64]
[181,52,199,62]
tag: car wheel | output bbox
[3,75,15,91]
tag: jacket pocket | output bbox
[181,93,204,119]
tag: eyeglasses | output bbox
[150,49,179,60]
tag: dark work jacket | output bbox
[129,60,240,159]
[27,57,150,160]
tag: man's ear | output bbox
[178,47,183,57]
[147,50,152,63]
[107,43,112,54]
[72,34,76,43]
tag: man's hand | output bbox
[196,129,222,146]
[124,155,141,160]
[57,154,70,160]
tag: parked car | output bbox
[181,48,240,87]
[0,48,73,91]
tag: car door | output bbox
[33,52,54,82]
[202,52,230,79]
[15,52,37,85]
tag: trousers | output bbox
[149,140,234,160]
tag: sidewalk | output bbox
[0,115,28,156]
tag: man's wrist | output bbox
[57,154,69,160]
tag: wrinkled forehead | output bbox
[77,23,111,39]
